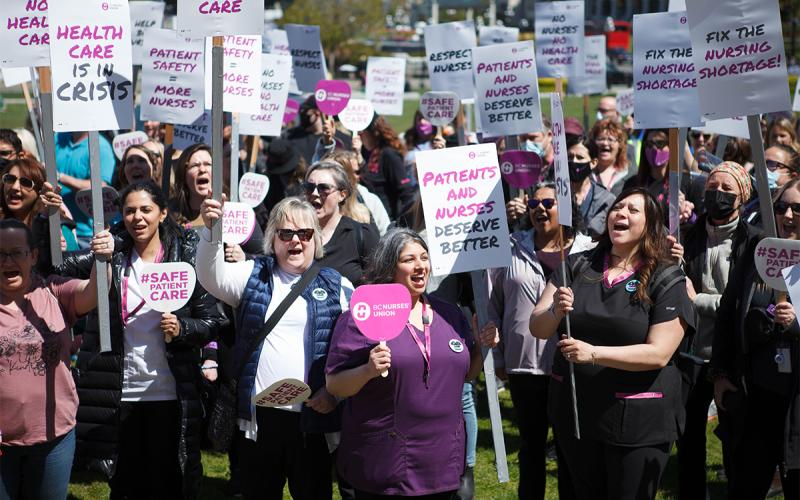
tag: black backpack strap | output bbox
[566,250,593,287]
[649,265,686,301]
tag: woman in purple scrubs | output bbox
[326,228,497,499]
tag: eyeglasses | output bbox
[0,249,30,264]
[645,140,669,149]
[276,228,315,242]
[2,173,36,191]
[188,161,212,170]
[594,137,619,145]
[690,132,712,141]
[0,149,14,158]
[302,182,337,196]
[774,201,800,215]
[766,159,788,172]
[528,198,556,210]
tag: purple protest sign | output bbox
[351,283,412,377]
[499,150,542,190]
[283,98,300,125]
[314,80,351,116]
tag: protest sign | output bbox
[283,98,300,125]
[668,0,686,11]
[550,93,572,227]
[139,262,197,312]
[262,28,300,95]
[176,0,262,36]
[112,131,148,160]
[755,238,800,292]
[478,26,519,46]
[238,172,270,208]
[203,35,261,113]
[285,24,326,93]
[339,99,374,133]
[686,0,790,120]
[633,11,702,129]
[222,202,256,245]
[569,35,606,96]
[239,53,292,137]
[424,21,477,101]
[699,116,749,138]
[534,1,584,78]
[420,91,459,127]
[75,186,120,221]
[129,1,164,65]
[173,110,211,150]
[1,0,50,67]
[48,0,134,132]
[793,79,800,112]
[416,143,512,276]
[473,41,542,138]
[140,28,205,125]
[252,379,311,408]
[366,56,406,116]
[782,265,800,311]
[616,88,634,117]
[499,150,542,190]
[1,67,32,87]
[314,80,351,116]
[351,283,412,377]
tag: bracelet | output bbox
[201,365,218,370]
[591,351,597,366]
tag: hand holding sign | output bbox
[140,262,197,343]
[351,284,412,378]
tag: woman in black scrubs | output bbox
[530,187,693,500]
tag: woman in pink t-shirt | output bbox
[0,218,113,499]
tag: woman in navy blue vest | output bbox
[197,196,353,500]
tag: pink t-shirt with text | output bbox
[0,275,81,446]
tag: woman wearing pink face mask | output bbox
[404,110,437,168]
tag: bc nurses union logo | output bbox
[500,161,514,175]
[353,301,371,321]
[315,89,328,101]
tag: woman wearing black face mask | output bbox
[677,161,756,499]
[569,141,615,239]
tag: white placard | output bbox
[699,116,749,139]
[48,0,134,132]
[424,21,477,101]
[793,78,800,112]
[782,264,800,307]
[420,91,460,127]
[130,1,164,66]
[339,99,374,133]
[616,88,634,117]
[668,0,686,11]
[1,67,32,87]
[416,143,512,276]
[285,24,326,93]
[239,53,292,137]
[633,11,702,129]
[140,262,197,313]
[365,56,406,116]
[262,28,300,95]
[569,35,607,95]
[534,1,585,78]
[204,35,261,113]
[140,28,205,125]
[173,110,211,150]
[755,238,800,292]
[478,26,519,46]
[112,131,148,160]
[238,172,270,208]
[176,0,263,37]
[473,41,542,138]
[686,0,791,120]
[551,93,572,227]
[1,0,50,67]
[222,201,256,245]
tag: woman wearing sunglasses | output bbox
[711,178,800,499]
[0,218,113,500]
[488,181,593,499]
[197,196,353,500]
[304,161,379,286]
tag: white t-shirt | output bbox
[121,250,177,401]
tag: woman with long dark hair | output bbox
[530,188,693,499]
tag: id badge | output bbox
[775,347,792,374]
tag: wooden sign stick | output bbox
[668,128,681,237]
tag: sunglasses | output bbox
[0,149,14,158]
[276,228,315,242]
[645,140,669,149]
[303,182,337,196]
[528,198,556,210]
[690,132,712,141]
[2,173,36,191]
[766,159,788,172]
[774,201,800,215]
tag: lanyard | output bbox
[406,300,431,385]
[121,244,164,326]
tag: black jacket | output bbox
[59,225,223,499]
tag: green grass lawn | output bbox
[67,376,781,500]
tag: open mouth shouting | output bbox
[409,270,427,290]
[4,190,25,209]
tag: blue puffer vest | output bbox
[232,256,347,433]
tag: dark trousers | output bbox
[110,401,182,500]
[727,385,799,500]
[555,422,670,500]
[676,367,714,500]
[508,374,550,500]
[240,407,332,500]
[354,490,455,499]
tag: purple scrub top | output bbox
[326,295,474,496]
